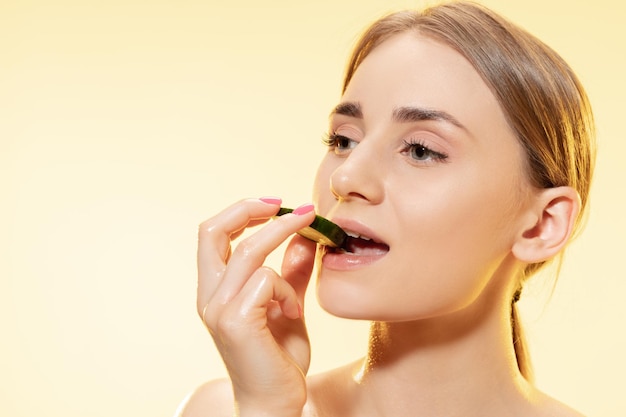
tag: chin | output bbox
[315,273,380,320]
[315,275,417,322]
[316,272,482,323]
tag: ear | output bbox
[512,186,581,264]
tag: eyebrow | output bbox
[393,106,466,131]
[330,102,363,118]
[330,101,466,131]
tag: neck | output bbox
[352,292,532,416]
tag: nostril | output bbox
[330,172,371,202]
[347,191,369,201]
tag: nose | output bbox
[329,143,384,204]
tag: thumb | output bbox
[281,235,317,307]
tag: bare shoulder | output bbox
[173,366,356,417]
[304,361,361,417]
[533,389,586,417]
[175,378,234,417]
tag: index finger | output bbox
[209,206,316,305]
[197,198,283,300]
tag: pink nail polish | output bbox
[259,196,282,205]
[293,203,315,216]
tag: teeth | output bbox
[345,231,371,241]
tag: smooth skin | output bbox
[179,33,583,417]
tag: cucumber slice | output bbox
[275,207,347,248]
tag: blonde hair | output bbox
[342,2,596,381]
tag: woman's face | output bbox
[313,33,534,321]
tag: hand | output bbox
[197,198,317,417]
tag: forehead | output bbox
[341,32,511,137]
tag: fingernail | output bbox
[259,196,282,205]
[293,203,315,216]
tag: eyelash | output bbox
[322,132,353,150]
[401,139,449,163]
[323,132,449,163]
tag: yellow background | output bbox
[2,0,624,415]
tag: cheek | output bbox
[401,172,521,258]
[388,172,524,300]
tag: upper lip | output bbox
[330,217,388,246]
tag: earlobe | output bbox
[512,186,581,264]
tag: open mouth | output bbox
[330,231,390,255]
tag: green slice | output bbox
[275,207,347,248]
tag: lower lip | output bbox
[321,250,387,271]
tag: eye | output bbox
[323,132,358,155]
[402,139,448,163]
